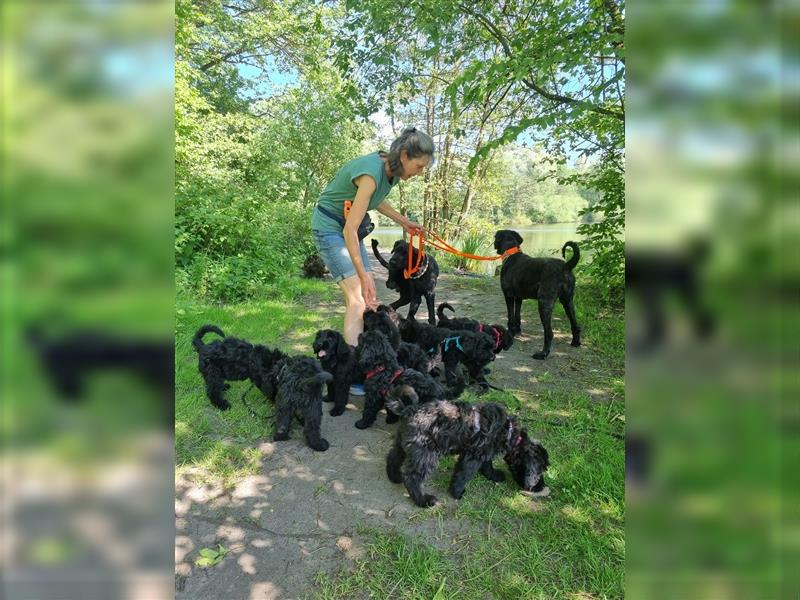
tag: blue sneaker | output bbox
[349,384,366,396]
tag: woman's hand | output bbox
[402,216,423,235]
[360,273,378,311]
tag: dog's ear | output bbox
[392,240,405,254]
[513,231,523,246]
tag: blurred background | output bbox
[1,0,796,599]
[2,1,174,599]
[626,2,796,598]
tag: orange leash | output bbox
[402,227,518,279]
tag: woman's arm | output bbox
[344,176,374,277]
[377,201,421,233]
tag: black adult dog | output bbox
[385,389,550,507]
[493,230,581,359]
[312,329,359,417]
[436,303,514,354]
[371,239,439,324]
[192,325,288,410]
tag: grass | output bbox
[175,273,624,598]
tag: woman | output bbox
[311,127,434,394]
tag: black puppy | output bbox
[493,230,581,359]
[363,308,431,374]
[312,329,359,416]
[372,239,439,324]
[399,317,494,393]
[192,325,287,410]
[354,330,450,429]
[436,303,514,354]
[385,392,550,507]
[302,253,327,279]
[270,356,332,451]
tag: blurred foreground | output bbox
[2,2,174,598]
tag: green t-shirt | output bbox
[310,152,397,233]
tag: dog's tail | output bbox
[192,324,225,352]
[371,239,390,269]
[436,302,455,323]
[384,385,420,418]
[562,241,580,270]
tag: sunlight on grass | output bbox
[561,505,592,524]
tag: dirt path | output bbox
[175,254,617,599]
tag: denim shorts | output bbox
[312,230,371,283]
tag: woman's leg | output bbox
[339,275,366,346]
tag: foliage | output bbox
[195,545,230,568]
[176,0,624,303]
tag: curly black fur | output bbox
[400,318,495,393]
[384,398,549,507]
[193,325,288,410]
[363,309,431,373]
[436,303,514,354]
[312,329,359,416]
[494,230,581,359]
[354,330,451,430]
[270,356,332,451]
[302,253,327,278]
[371,239,439,324]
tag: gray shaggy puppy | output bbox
[271,356,333,452]
[385,388,549,507]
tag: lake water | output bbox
[364,222,582,275]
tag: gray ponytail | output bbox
[381,127,435,177]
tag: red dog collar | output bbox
[365,365,386,379]
[502,246,521,260]
[479,324,503,351]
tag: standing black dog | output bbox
[371,239,439,324]
[193,325,288,410]
[312,329,359,417]
[493,230,581,359]
[385,391,550,507]
[270,356,333,452]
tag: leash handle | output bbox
[404,228,425,279]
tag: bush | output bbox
[176,181,318,302]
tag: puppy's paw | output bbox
[487,470,506,483]
[329,406,345,417]
[354,419,372,430]
[449,486,465,500]
[214,401,231,411]
[532,351,548,360]
[323,394,334,403]
[416,494,438,508]
[311,439,329,452]
[273,431,289,441]
[223,383,231,390]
